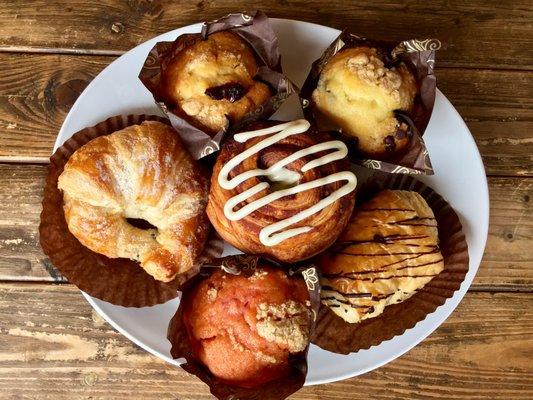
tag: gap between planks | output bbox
[0,46,124,57]
[1,46,533,73]
[2,160,533,181]
[2,280,532,294]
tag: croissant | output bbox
[57,121,210,282]
[317,190,444,323]
[207,119,356,263]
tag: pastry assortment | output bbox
[40,11,466,400]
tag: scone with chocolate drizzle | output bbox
[312,47,417,158]
[317,190,444,323]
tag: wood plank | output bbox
[0,163,531,289]
[437,68,533,177]
[0,54,531,175]
[0,164,61,281]
[0,1,532,69]
[481,177,533,290]
[0,283,531,399]
[0,53,108,163]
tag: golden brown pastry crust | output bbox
[312,47,417,158]
[57,121,210,282]
[161,31,272,135]
[317,190,444,323]
[183,266,311,388]
[206,121,356,263]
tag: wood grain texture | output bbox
[0,164,61,281]
[481,178,533,290]
[0,53,531,175]
[0,53,108,163]
[0,283,531,399]
[0,163,530,289]
[1,0,532,69]
[438,68,533,177]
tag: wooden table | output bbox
[0,1,531,399]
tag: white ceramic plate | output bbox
[55,18,489,385]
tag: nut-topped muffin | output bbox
[312,47,417,157]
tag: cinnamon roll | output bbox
[206,119,357,263]
[317,190,444,323]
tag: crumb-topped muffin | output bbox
[182,265,311,388]
[312,47,417,157]
[161,31,272,135]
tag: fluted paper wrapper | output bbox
[312,172,469,354]
[167,255,320,400]
[139,10,296,160]
[300,31,441,174]
[39,114,223,307]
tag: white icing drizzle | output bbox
[218,119,357,246]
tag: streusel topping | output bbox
[255,300,310,353]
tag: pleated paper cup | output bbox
[139,10,296,160]
[300,31,441,175]
[312,172,469,354]
[39,114,223,307]
[167,255,320,400]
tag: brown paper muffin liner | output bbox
[312,172,469,354]
[139,10,296,160]
[167,255,320,400]
[39,114,224,307]
[300,31,441,175]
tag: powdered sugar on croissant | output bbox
[57,120,210,282]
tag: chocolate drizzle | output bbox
[359,208,415,212]
[318,190,446,323]
[322,286,396,301]
[334,233,432,251]
[322,286,372,298]
[338,248,438,257]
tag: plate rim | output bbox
[56,17,490,386]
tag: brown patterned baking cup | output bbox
[312,172,468,354]
[167,255,320,400]
[39,114,224,307]
[300,31,441,175]
[139,10,296,160]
